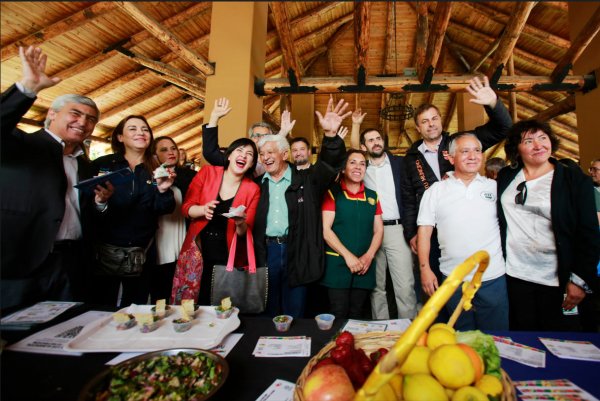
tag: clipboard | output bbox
[74,167,134,193]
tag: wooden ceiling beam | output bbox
[260,74,590,95]
[507,55,518,122]
[117,1,214,76]
[486,2,537,77]
[443,35,471,72]
[419,2,452,83]
[471,29,503,73]
[381,1,394,74]
[269,2,303,81]
[145,95,198,121]
[550,5,600,82]
[266,2,343,43]
[57,2,211,82]
[462,2,570,49]
[354,1,371,79]
[114,48,205,99]
[1,2,119,62]
[443,94,456,131]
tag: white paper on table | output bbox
[222,205,246,218]
[1,301,82,327]
[6,310,111,356]
[494,338,546,368]
[515,378,600,401]
[341,319,388,334]
[255,379,295,401]
[252,336,311,357]
[379,319,412,332]
[539,337,600,362]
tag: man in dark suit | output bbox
[1,46,100,310]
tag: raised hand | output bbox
[19,46,61,94]
[208,97,232,126]
[466,75,497,108]
[277,109,296,137]
[352,108,367,125]
[336,125,349,140]
[315,95,352,137]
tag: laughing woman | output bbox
[91,115,175,307]
[171,100,261,305]
[321,149,384,319]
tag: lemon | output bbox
[429,344,475,389]
[451,386,488,401]
[399,345,431,375]
[475,374,503,401]
[427,327,457,350]
[403,374,448,401]
[429,323,456,334]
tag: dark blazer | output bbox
[496,159,600,292]
[0,84,95,279]
[385,151,405,218]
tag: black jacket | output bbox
[91,154,175,247]
[497,159,600,292]
[0,84,95,279]
[401,100,512,242]
[253,135,346,287]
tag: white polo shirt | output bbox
[417,172,505,281]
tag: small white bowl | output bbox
[273,315,293,332]
[215,306,233,319]
[172,318,192,333]
[315,313,335,330]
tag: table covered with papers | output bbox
[1,304,599,401]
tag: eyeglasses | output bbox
[589,167,600,173]
[251,133,267,140]
[515,181,527,205]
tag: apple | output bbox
[303,364,356,401]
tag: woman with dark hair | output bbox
[148,136,196,302]
[91,115,175,307]
[497,119,599,331]
[171,101,260,305]
[320,149,384,319]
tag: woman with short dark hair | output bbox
[497,119,599,331]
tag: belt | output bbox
[265,235,288,244]
[383,219,402,226]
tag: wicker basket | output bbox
[294,251,517,401]
[294,331,516,401]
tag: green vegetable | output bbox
[456,330,502,380]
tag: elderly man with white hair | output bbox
[253,97,350,318]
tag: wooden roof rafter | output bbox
[116,1,214,77]
[419,2,452,83]
[269,2,303,84]
[550,5,600,82]
[486,2,538,78]
[0,2,119,62]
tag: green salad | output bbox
[95,351,224,401]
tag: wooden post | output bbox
[457,92,485,132]
[568,2,600,166]
[205,2,268,147]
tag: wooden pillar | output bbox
[569,2,600,166]
[205,2,268,147]
[456,93,485,131]
[291,94,315,147]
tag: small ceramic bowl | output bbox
[151,305,172,319]
[273,315,293,332]
[172,318,192,333]
[139,318,160,333]
[113,314,136,331]
[315,313,335,330]
[214,306,233,319]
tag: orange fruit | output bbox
[457,343,484,382]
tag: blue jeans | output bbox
[443,274,509,331]
[265,242,307,318]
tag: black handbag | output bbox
[210,232,268,314]
[93,240,152,277]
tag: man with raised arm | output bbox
[1,46,100,309]
[401,76,512,291]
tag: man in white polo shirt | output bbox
[416,133,508,330]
